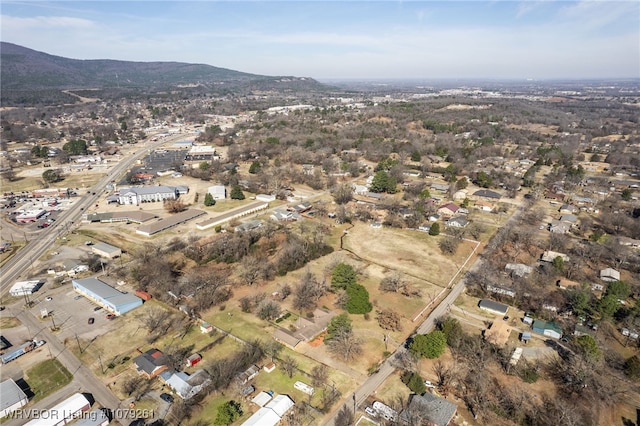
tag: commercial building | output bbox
[196,201,268,230]
[0,379,29,418]
[9,280,44,297]
[72,277,142,316]
[117,186,180,205]
[136,209,206,236]
[24,393,91,426]
[91,242,122,259]
[16,209,46,223]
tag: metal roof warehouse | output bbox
[72,277,142,315]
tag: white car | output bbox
[45,296,53,301]
[424,380,436,389]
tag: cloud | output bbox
[1,14,95,30]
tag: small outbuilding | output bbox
[600,268,620,282]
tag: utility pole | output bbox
[75,333,83,354]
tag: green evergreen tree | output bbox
[410,330,447,359]
[370,170,397,193]
[401,371,426,394]
[230,185,245,200]
[429,222,441,236]
[345,283,372,314]
[204,192,216,206]
[249,161,261,174]
[326,313,352,341]
[331,263,357,290]
[214,400,243,425]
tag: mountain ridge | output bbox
[0,42,324,105]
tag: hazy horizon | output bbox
[2,1,638,80]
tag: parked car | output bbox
[45,297,52,301]
[88,317,95,324]
[160,393,174,403]
[106,314,116,320]
[93,306,102,311]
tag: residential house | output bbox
[437,203,460,217]
[446,216,469,228]
[134,348,170,379]
[556,278,581,290]
[486,284,517,298]
[399,393,457,426]
[478,299,509,316]
[540,251,569,263]
[430,183,450,193]
[549,220,571,234]
[560,214,578,224]
[532,320,562,339]
[472,189,502,200]
[600,268,620,282]
[505,263,533,278]
[161,369,211,399]
[559,204,579,214]
[237,365,260,385]
[475,200,493,212]
[270,209,300,222]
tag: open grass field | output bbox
[343,224,474,288]
[24,358,73,402]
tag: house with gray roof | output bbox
[473,189,501,200]
[478,299,509,316]
[400,393,457,426]
[134,348,170,379]
[161,369,211,399]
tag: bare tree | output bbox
[281,355,298,378]
[335,404,354,426]
[310,364,329,389]
[256,300,281,321]
[293,271,326,311]
[376,308,402,331]
[326,329,363,362]
[142,308,172,335]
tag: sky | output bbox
[1,1,639,81]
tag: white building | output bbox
[10,280,43,297]
[0,379,28,418]
[117,186,179,205]
[207,185,226,200]
[242,395,294,426]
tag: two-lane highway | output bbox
[0,134,188,296]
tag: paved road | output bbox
[1,133,190,424]
[2,310,125,426]
[0,134,188,297]
[322,202,528,425]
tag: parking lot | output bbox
[26,283,116,342]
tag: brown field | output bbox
[343,224,474,288]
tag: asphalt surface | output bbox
[0,133,189,424]
[0,134,188,296]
